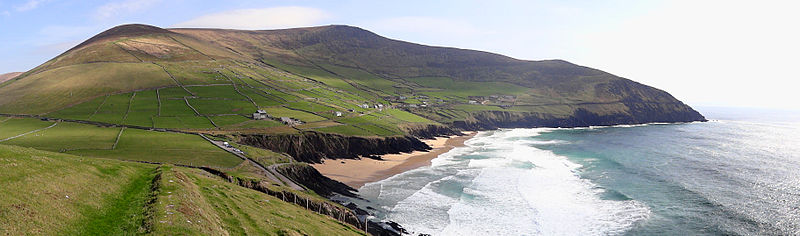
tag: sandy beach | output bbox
[312,132,477,189]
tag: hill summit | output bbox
[0,24,704,134]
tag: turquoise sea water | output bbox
[353,109,800,235]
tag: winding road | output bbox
[199,134,305,191]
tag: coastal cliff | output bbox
[450,105,705,130]
[238,131,431,163]
[274,163,358,198]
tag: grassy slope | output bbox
[154,166,363,235]
[0,144,362,235]
[0,24,703,137]
[0,62,173,114]
[0,144,155,235]
[0,117,243,168]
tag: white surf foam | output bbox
[366,128,651,235]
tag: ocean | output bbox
[351,108,800,235]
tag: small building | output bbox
[334,111,343,117]
[281,117,303,126]
[468,100,478,104]
[498,95,517,103]
[252,110,268,120]
[359,104,370,109]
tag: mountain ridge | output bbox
[0,72,22,84]
[0,23,704,131]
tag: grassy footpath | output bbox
[0,144,155,235]
[153,166,364,235]
[70,168,160,235]
[0,144,362,235]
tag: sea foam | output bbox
[362,128,650,235]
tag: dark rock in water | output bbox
[239,131,431,163]
[345,202,369,215]
[368,220,408,236]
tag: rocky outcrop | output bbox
[451,106,705,130]
[274,163,358,198]
[199,167,408,236]
[402,124,461,139]
[238,131,431,163]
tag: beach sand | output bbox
[311,132,477,189]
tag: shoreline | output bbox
[312,132,477,189]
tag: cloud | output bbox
[94,0,160,19]
[173,7,328,30]
[15,0,48,12]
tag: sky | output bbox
[1,0,798,110]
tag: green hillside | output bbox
[0,23,706,235]
[0,144,362,235]
[0,24,703,138]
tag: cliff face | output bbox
[451,105,705,130]
[274,163,358,198]
[402,124,461,139]
[239,131,431,163]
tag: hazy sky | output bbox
[1,0,798,110]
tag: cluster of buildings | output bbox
[467,95,517,106]
[252,109,303,126]
[358,103,385,111]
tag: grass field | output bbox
[159,99,196,116]
[72,128,243,168]
[380,109,432,123]
[153,116,215,129]
[0,62,173,114]
[239,87,282,107]
[0,118,53,140]
[263,107,327,122]
[89,93,131,124]
[158,87,193,98]
[124,91,159,127]
[187,85,244,99]
[0,144,362,235]
[189,98,256,115]
[210,115,251,127]
[152,166,364,235]
[0,144,155,235]
[160,61,229,85]
[0,118,238,167]
[405,77,528,99]
[225,119,285,129]
[314,124,375,136]
[47,95,106,120]
[4,122,120,152]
